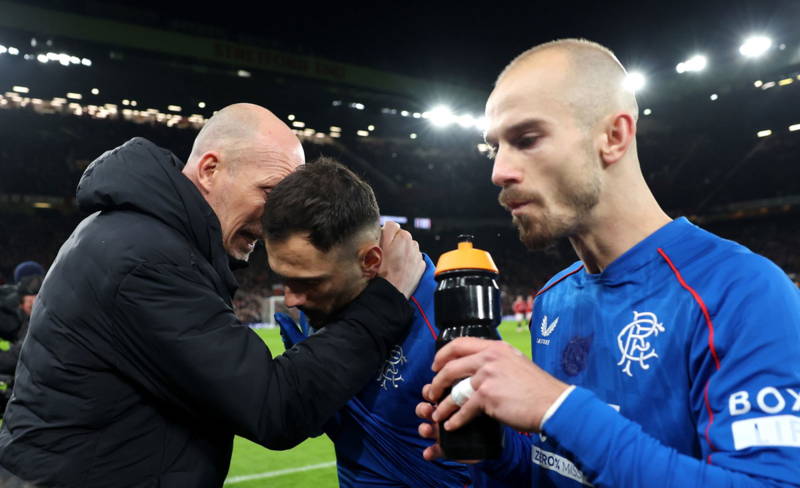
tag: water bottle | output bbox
[434,235,504,459]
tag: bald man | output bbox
[418,39,800,487]
[0,104,424,487]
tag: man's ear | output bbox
[359,244,382,279]
[194,151,222,194]
[599,112,636,168]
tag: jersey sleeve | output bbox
[541,255,800,487]
[469,426,534,486]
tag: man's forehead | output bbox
[485,60,572,138]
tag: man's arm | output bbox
[422,258,800,487]
[113,261,414,450]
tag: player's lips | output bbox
[505,201,533,216]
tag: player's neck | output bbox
[569,189,671,274]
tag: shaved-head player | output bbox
[418,39,800,487]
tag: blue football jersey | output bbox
[473,217,800,487]
[277,255,470,487]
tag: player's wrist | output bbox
[537,384,576,432]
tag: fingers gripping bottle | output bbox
[434,235,504,459]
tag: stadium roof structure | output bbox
[0,0,485,110]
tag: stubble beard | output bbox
[512,162,601,251]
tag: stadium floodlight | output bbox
[710,93,718,101]
[401,110,410,117]
[13,86,29,94]
[457,114,475,129]
[8,47,19,55]
[739,36,772,58]
[789,124,800,132]
[427,105,455,128]
[36,54,48,63]
[66,92,82,100]
[329,126,341,132]
[474,116,488,132]
[0,45,6,54]
[291,121,305,128]
[237,69,250,77]
[757,129,772,138]
[410,133,417,139]
[778,78,793,86]
[676,55,707,74]
[198,101,206,108]
[356,130,369,137]
[643,108,652,116]
[168,105,181,112]
[46,52,58,61]
[623,72,646,93]
[368,124,375,131]
[91,88,99,95]
[412,112,421,118]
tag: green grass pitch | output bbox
[225,319,533,486]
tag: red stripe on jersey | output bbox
[411,296,438,340]
[532,264,585,305]
[658,247,721,463]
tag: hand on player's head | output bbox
[378,221,424,298]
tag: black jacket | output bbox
[0,138,413,487]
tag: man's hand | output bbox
[417,337,569,459]
[378,221,424,299]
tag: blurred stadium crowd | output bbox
[1,107,798,323]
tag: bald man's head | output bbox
[183,103,305,261]
[496,39,638,131]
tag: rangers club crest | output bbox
[617,311,665,377]
[377,345,407,390]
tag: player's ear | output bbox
[360,244,382,279]
[194,151,222,194]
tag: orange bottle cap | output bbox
[435,237,499,276]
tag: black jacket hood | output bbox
[76,137,237,293]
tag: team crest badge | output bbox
[377,345,407,390]
[617,311,665,377]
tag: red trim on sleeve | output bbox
[658,247,721,464]
[410,296,438,340]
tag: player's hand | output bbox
[378,221,424,299]
[424,337,569,433]
[416,401,480,463]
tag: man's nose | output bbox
[491,150,523,188]
[284,287,306,308]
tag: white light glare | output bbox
[457,114,474,129]
[91,88,99,95]
[81,58,91,66]
[754,80,763,88]
[623,72,646,93]
[13,86,29,94]
[739,36,772,58]
[357,130,369,137]
[789,124,800,132]
[710,94,718,101]
[409,133,417,139]
[168,105,182,112]
[427,105,454,128]
[676,55,707,74]
[757,129,772,138]
[237,69,250,78]
[0,45,6,54]
[643,108,652,116]
[36,54,48,63]
[198,101,206,108]
[66,92,82,100]
[8,47,19,55]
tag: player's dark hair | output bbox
[263,157,380,252]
